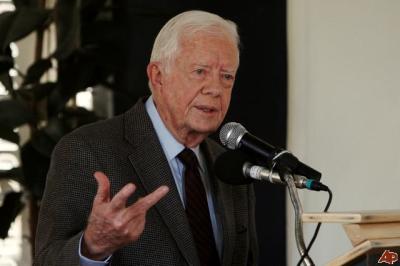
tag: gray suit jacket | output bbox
[34,98,258,266]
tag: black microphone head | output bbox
[214,150,253,185]
[219,122,247,150]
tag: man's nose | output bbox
[201,73,222,97]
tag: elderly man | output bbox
[35,10,258,266]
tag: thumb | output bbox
[93,171,110,203]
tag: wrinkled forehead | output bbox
[177,29,240,60]
[181,24,238,44]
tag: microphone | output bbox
[219,122,322,181]
[214,150,328,191]
[243,162,305,186]
[243,163,328,191]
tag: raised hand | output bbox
[81,171,169,260]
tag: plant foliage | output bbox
[0,0,123,204]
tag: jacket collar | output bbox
[123,98,235,265]
[123,98,199,265]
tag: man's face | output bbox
[150,31,239,145]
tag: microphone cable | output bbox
[297,187,333,266]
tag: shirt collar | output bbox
[145,96,204,171]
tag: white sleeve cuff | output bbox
[78,233,112,266]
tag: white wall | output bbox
[287,0,400,265]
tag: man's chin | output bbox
[181,121,221,147]
[189,122,220,135]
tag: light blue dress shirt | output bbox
[79,96,222,265]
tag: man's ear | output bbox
[147,62,163,90]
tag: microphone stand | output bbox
[283,172,315,266]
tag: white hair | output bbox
[149,10,240,72]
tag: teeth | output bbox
[197,106,214,112]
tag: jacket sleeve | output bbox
[34,134,101,266]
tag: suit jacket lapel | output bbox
[201,140,236,266]
[123,99,199,265]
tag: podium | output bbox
[302,210,400,265]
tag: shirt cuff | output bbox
[79,233,112,266]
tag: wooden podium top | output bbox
[301,210,400,265]
[302,210,400,224]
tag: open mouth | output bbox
[195,105,218,114]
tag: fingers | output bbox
[126,186,169,215]
[94,171,111,203]
[141,186,169,210]
[87,171,169,258]
[110,183,136,209]
[93,170,168,213]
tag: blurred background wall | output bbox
[287,0,400,264]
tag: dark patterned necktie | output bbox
[178,148,220,266]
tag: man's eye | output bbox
[222,73,234,80]
[195,69,205,75]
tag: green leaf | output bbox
[22,58,52,85]
[0,191,25,239]
[0,71,13,93]
[12,0,40,9]
[81,22,125,72]
[53,0,80,60]
[0,99,34,128]
[0,55,14,74]
[43,116,67,143]
[0,126,19,144]
[30,129,56,157]
[81,0,108,11]
[0,12,17,52]
[61,106,99,131]
[20,141,49,199]
[47,48,99,116]
[20,82,56,100]
[0,167,23,181]
[46,84,71,116]
[80,0,108,23]
[2,7,52,51]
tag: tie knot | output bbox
[178,148,199,169]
